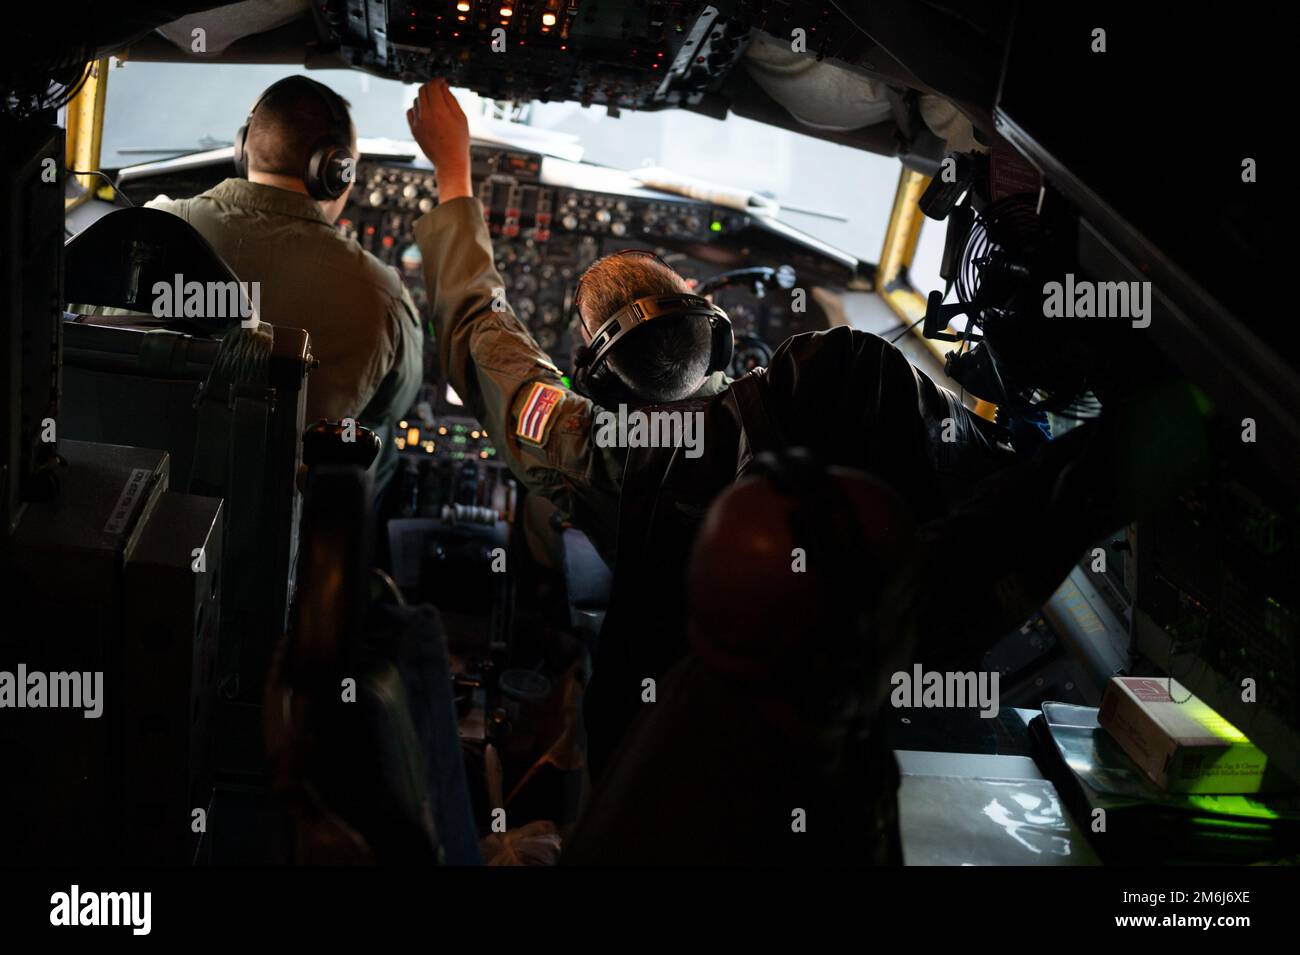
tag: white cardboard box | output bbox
[1098,676,1267,794]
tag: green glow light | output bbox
[710,221,723,232]
[1185,795,1280,821]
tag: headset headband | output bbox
[583,292,728,372]
[569,248,735,404]
[244,75,349,140]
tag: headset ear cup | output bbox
[571,353,635,407]
[570,365,592,400]
[709,313,734,374]
[234,124,249,178]
[305,143,350,200]
[324,147,353,198]
[570,362,598,403]
[579,360,611,402]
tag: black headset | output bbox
[233,76,354,201]
[569,249,733,405]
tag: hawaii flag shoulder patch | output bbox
[515,381,565,446]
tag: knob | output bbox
[418,197,435,213]
[368,190,384,207]
[403,184,419,200]
[561,213,579,230]
[302,419,381,470]
[610,221,627,237]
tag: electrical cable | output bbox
[887,314,924,344]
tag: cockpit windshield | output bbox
[99,59,898,260]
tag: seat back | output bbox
[61,205,314,703]
[65,206,254,324]
[267,465,442,864]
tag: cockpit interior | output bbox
[2,0,1298,924]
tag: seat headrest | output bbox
[64,207,250,326]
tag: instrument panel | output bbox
[337,142,847,518]
[338,143,841,391]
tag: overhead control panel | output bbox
[312,1,872,113]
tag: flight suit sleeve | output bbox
[412,196,624,554]
[364,280,424,424]
[352,279,424,501]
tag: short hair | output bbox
[577,254,713,403]
[246,79,354,179]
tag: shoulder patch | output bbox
[516,381,566,446]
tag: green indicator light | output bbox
[710,221,722,232]
[561,374,571,389]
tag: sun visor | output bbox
[155,0,310,56]
[742,32,894,132]
[743,32,983,157]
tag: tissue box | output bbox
[1098,677,1267,793]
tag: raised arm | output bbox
[406,79,624,558]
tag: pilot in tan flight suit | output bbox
[408,79,728,564]
[145,75,423,496]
